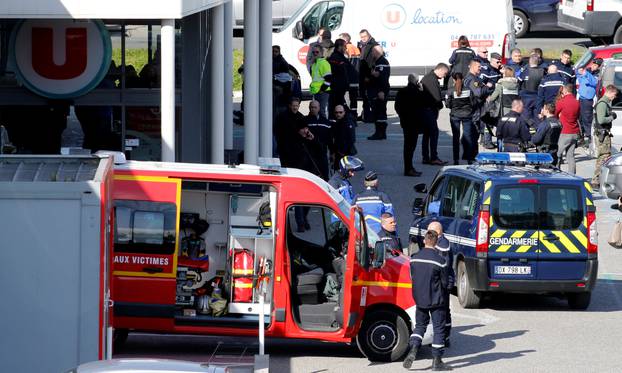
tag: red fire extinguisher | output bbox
[233,249,254,302]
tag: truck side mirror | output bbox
[371,241,386,269]
[412,197,424,216]
[293,21,304,40]
[414,183,427,194]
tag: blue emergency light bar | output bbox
[475,152,554,165]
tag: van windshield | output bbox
[575,50,595,69]
[277,0,313,32]
[492,185,583,230]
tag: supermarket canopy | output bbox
[0,0,228,19]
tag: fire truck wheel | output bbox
[356,310,409,362]
[113,329,129,350]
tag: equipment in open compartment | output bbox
[232,248,254,303]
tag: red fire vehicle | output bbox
[110,158,416,362]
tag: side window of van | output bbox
[114,200,177,254]
[441,176,469,218]
[425,176,445,215]
[302,1,344,38]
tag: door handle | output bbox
[143,266,164,274]
[543,234,559,241]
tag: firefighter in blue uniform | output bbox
[497,98,531,152]
[552,49,575,85]
[518,55,546,126]
[403,230,451,371]
[428,221,454,347]
[536,65,566,114]
[328,155,363,204]
[378,213,402,256]
[354,171,394,234]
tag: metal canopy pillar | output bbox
[259,0,273,158]
[210,5,225,164]
[161,19,176,162]
[243,0,259,164]
[224,0,234,151]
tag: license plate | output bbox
[495,266,531,275]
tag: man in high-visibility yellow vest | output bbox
[309,45,332,119]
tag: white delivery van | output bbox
[558,0,622,44]
[273,0,515,89]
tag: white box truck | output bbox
[273,0,515,89]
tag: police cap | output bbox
[364,171,378,182]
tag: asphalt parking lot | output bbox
[116,100,622,372]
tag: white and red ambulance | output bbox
[110,158,417,362]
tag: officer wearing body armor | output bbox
[403,230,451,371]
[518,55,545,126]
[496,98,531,152]
[591,85,619,188]
[354,171,394,234]
[532,103,562,164]
[378,213,402,257]
[464,60,494,148]
[328,156,364,204]
[536,65,566,114]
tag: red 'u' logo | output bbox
[386,11,401,24]
[32,27,87,80]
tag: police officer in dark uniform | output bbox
[464,60,494,149]
[518,55,546,127]
[536,65,566,115]
[448,35,475,78]
[480,52,503,85]
[354,171,394,234]
[427,221,454,348]
[306,100,334,180]
[328,155,364,204]
[497,98,531,152]
[331,105,357,170]
[552,49,576,85]
[403,230,451,371]
[378,213,403,257]
[532,102,562,164]
[367,45,391,140]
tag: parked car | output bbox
[575,44,622,69]
[233,0,306,29]
[558,0,622,44]
[513,0,563,38]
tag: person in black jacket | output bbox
[306,100,333,180]
[395,74,424,176]
[532,103,562,164]
[403,230,451,371]
[331,105,357,170]
[420,63,450,165]
[367,45,391,140]
[327,39,351,118]
[378,213,402,257]
[358,29,379,122]
[274,97,307,167]
[464,60,495,149]
[448,35,475,78]
[497,98,531,152]
[446,72,475,165]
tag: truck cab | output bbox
[110,159,416,362]
[409,153,598,310]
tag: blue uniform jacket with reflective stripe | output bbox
[436,236,455,289]
[537,72,566,112]
[328,174,355,204]
[354,187,394,233]
[410,248,449,309]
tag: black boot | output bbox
[367,122,385,140]
[402,345,418,369]
[379,122,388,139]
[432,356,452,371]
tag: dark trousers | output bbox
[402,123,419,172]
[444,293,452,342]
[580,98,594,138]
[482,114,498,145]
[410,306,447,357]
[521,93,538,126]
[422,108,440,162]
[450,116,478,162]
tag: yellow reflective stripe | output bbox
[584,182,592,193]
[365,215,382,223]
[496,230,526,252]
[583,217,587,228]
[490,229,506,238]
[485,181,492,192]
[234,282,254,288]
[586,197,593,206]
[571,230,588,248]
[233,269,254,275]
[484,196,491,205]
[539,231,561,253]
[352,280,412,288]
[552,231,580,253]
[516,231,539,253]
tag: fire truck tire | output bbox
[457,261,481,309]
[113,329,129,350]
[356,310,409,362]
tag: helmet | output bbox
[339,156,364,176]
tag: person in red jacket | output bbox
[555,84,581,174]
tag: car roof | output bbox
[441,165,586,184]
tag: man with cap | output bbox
[427,221,454,348]
[378,213,403,257]
[403,230,451,371]
[577,58,603,145]
[354,171,395,234]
